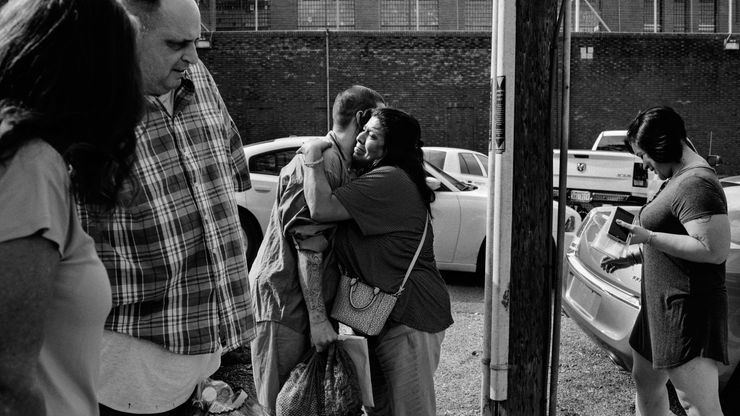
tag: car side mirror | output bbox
[706,155,722,167]
[426,177,442,191]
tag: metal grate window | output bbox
[671,0,688,32]
[577,0,601,33]
[297,0,355,29]
[380,0,439,30]
[698,0,716,32]
[642,0,663,32]
[464,0,492,30]
[198,0,270,31]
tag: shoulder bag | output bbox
[330,216,429,336]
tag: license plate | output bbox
[570,190,592,202]
[568,275,601,319]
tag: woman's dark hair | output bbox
[369,108,435,212]
[625,106,687,163]
[0,0,143,208]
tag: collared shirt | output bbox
[78,61,254,355]
[249,133,351,334]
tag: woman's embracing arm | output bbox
[299,140,351,223]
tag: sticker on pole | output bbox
[494,76,505,153]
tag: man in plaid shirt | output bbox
[77,0,254,414]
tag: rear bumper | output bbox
[562,252,640,370]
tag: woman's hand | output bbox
[297,139,332,162]
[614,219,651,244]
[600,256,634,274]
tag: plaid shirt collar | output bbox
[147,71,195,113]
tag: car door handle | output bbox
[254,187,272,193]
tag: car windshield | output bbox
[425,162,470,191]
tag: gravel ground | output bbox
[213,272,675,415]
[435,273,636,416]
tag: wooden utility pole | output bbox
[482,0,561,415]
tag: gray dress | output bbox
[629,163,729,369]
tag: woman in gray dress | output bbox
[602,106,730,416]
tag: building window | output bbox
[642,0,663,32]
[380,0,439,30]
[671,0,688,32]
[698,0,716,32]
[464,0,492,31]
[297,0,355,29]
[198,0,270,31]
[571,0,603,32]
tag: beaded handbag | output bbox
[330,218,429,336]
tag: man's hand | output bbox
[310,320,338,352]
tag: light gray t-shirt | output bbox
[0,140,112,416]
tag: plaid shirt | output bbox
[78,61,254,355]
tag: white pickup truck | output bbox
[553,130,649,216]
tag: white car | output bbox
[236,137,581,276]
[422,146,489,188]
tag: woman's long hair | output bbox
[368,108,435,213]
[0,0,143,209]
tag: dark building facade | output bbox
[199,0,739,34]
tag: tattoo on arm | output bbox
[690,232,709,248]
[298,250,327,322]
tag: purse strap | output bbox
[393,214,429,296]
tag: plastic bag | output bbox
[323,343,363,415]
[191,378,272,416]
[276,344,363,416]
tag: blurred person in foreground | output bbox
[0,0,143,415]
[249,85,385,413]
[77,0,254,414]
[299,108,453,415]
[601,106,730,416]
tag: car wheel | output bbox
[238,207,263,269]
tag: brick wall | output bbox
[567,32,740,176]
[198,31,740,176]
[197,31,492,153]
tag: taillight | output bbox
[632,162,648,187]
